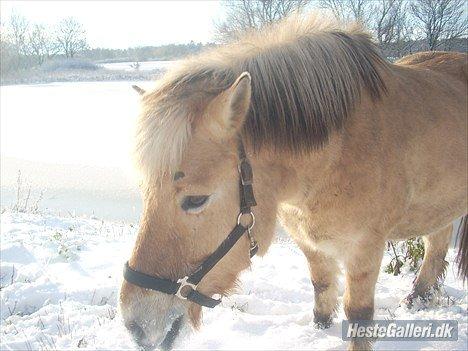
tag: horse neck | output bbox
[244,92,379,252]
[249,129,345,204]
[239,136,344,254]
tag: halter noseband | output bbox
[123,139,258,308]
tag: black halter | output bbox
[123,140,258,308]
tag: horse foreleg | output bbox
[303,248,340,328]
[405,224,451,306]
[344,241,384,351]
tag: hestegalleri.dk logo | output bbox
[342,320,458,341]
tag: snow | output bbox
[1,211,466,350]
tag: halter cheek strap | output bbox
[123,139,258,308]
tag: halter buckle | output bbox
[238,160,253,186]
[176,276,197,300]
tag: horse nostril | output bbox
[160,315,183,351]
[126,321,146,343]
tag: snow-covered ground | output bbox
[1,211,466,350]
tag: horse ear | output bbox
[225,72,251,133]
[206,72,251,139]
[132,85,146,95]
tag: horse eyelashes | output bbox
[181,195,210,211]
[173,171,185,181]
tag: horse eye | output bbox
[181,195,210,211]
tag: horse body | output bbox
[120,15,467,351]
[278,52,467,248]
[271,54,467,345]
[387,53,467,238]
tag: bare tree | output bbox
[28,24,56,64]
[215,0,312,43]
[320,0,420,58]
[391,4,416,57]
[1,21,19,75]
[411,0,467,51]
[370,0,416,57]
[320,0,373,25]
[373,0,401,45]
[7,11,29,55]
[55,17,88,58]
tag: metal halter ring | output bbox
[237,211,255,231]
[176,276,197,300]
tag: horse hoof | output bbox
[401,289,434,310]
[401,295,415,308]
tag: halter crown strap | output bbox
[238,140,257,213]
[123,138,258,308]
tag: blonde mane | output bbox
[135,13,389,180]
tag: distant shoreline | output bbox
[0,68,164,86]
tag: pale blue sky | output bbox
[1,0,225,48]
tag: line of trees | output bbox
[216,0,467,57]
[3,12,88,62]
[1,12,211,77]
[84,42,210,63]
[2,1,466,77]
[1,12,88,75]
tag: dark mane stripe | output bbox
[239,30,388,152]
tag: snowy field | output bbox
[100,61,175,72]
[1,210,467,351]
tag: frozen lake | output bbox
[0,81,158,221]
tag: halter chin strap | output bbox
[123,138,258,308]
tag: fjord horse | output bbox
[120,15,467,350]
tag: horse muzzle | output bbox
[126,315,184,351]
[120,284,189,350]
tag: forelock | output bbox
[134,96,192,183]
